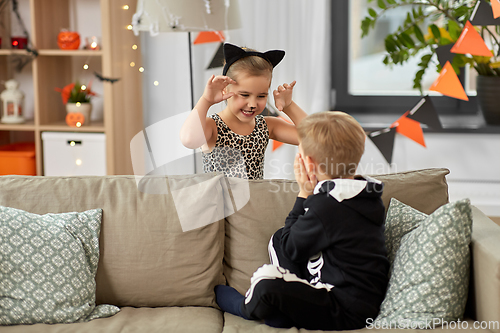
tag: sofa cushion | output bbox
[0,307,223,333]
[0,206,119,325]
[224,179,298,294]
[0,174,226,308]
[383,199,427,265]
[375,198,472,328]
[224,168,450,295]
[373,168,450,214]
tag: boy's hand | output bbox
[273,81,296,112]
[202,75,236,105]
[294,153,317,198]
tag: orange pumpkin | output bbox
[58,31,80,50]
[66,112,85,127]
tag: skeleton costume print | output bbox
[240,176,390,330]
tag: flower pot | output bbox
[476,75,500,126]
[66,103,92,126]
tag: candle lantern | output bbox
[1,79,25,124]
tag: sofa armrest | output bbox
[469,206,500,333]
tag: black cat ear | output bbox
[223,43,247,75]
[222,43,286,75]
[263,50,285,68]
[223,43,246,60]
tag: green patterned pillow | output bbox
[375,198,472,329]
[384,198,428,267]
[0,206,119,325]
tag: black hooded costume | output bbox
[240,176,390,330]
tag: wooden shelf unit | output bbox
[0,0,144,175]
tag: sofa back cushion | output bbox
[224,168,450,294]
[0,174,225,308]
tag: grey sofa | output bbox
[0,168,499,332]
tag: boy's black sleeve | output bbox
[280,196,330,263]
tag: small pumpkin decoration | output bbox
[66,112,85,127]
[57,30,80,50]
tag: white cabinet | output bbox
[42,132,106,176]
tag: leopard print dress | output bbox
[202,113,269,180]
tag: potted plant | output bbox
[55,81,96,125]
[361,0,500,125]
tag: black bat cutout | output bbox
[94,72,121,84]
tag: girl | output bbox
[180,43,307,179]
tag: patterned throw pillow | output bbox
[375,198,472,329]
[0,206,119,325]
[384,198,428,267]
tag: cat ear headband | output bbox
[222,43,285,76]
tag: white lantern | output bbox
[1,79,25,124]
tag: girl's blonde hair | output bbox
[224,47,273,81]
[297,111,366,179]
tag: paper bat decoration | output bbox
[94,72,121,84]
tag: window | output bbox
[331,0,477,115]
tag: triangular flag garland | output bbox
[272,140,284,151]
[273,15,495,162]
[407,96,443,129]
[492,0,500,19]
[450,21,493,57]
[193,31,225,44]
[359,11,500,165]
[392,111,426,147]
[207,43,225,70]
[366,96,441,165]
[368,127,396,164]
[429,61,469,101]
[271,116,293,152]
[435,44,455,68]
[470,0,500,25]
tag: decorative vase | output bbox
[66,103,92,126]
[476,75,500,126]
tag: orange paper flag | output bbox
[193,31,225,44]
[392,111,426,147]
[450,21,492,57]
[271,116,292,151]
[429,61,469,101]
[272,140,284,151]
[492,0,500,19]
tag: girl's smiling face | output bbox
[225,73,271,123]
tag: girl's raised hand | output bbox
[202,75,236,105]
[273,80,296,112]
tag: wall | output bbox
[359,133,500,217]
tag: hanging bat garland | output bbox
[94,72,121,84]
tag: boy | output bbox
[215,111,389,330]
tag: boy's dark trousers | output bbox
[239,228,359,330]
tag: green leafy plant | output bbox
[361,0,500,92]
[55,81,96,104]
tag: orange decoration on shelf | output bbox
[66,112,85,127]
[57,31,81,50]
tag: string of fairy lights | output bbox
[79,4,160,87]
